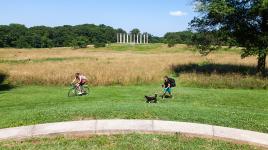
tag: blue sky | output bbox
[0,0,197,36]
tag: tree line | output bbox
[163,30,237,48]
[0,24,119,48]
[0,23,232,49]
[0,24,164,49]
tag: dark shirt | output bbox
[164,80,171,88]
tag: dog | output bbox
[145,94,157,103]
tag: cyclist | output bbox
[71,73,87,95]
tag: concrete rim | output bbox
[0,119,267,148]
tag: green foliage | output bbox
[191,32,223,55]
[164,31,194,45]
[191,0,268,75]
[130,28,140,35]
[72,36,88,49]
[162,31,235,50]
[15,37,32,48]
[167,39,176,48]
[0,23,165,48]
[263,0,268,7]
[94,42,106,48]
[149,35,164,43]
[0,24,120,49]
[116,28,126,34]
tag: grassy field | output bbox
[0,44,268,148]
[1,44,267,88]
[0,134,260,150]
[0,85,267,133]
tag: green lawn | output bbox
[0,134,260,150]
[0,85,267,133]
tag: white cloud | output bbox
[193,1,205,11]
[169,11,187,17]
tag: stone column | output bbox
[144,34,146,44]
[119,33,122,43]
[126,34,129,43]
[130,34,132,44]
[140,34,142,44]
[137,34,139,44]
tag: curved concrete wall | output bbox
[0,120,267,148]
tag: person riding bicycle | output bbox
[71,73,87,95]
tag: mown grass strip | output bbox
[0,134,259,150]
[0,85,267,133]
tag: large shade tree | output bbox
[130,28,141,35]
[191,0,268,75]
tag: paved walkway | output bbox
[0,120,267,148]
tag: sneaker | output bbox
[78,92,82,95]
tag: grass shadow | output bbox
[171,63,268,76]
[0,72,7,84]
[0,84,14,91]
[0,72,14,92]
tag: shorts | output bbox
[163,87,172,94]
[79,80,86,86]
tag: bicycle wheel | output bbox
[68,88,77,97]
[82,86,90,95]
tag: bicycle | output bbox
[68,84,90,97]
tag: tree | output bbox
[167,39,176,47]
[0,25,9,47]
[130,28,140,35]
[191,0,268,75]
[116,28,126,34]
[6,24,28,47]
[71,36,88,49]
[41,36,53,48]
[150,35,164,43]
[15,37,31,48]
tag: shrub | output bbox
[72,36,88,49]
[94,42,106,48]
[167,40,176,48]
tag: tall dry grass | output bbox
[0,52,198,86]
[179,73,268,89]
[0,46,264,87]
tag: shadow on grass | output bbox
[171,63,268,76]
[0,72,14,92]
[0,84,14,91]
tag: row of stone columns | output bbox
[117,33,149,44]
